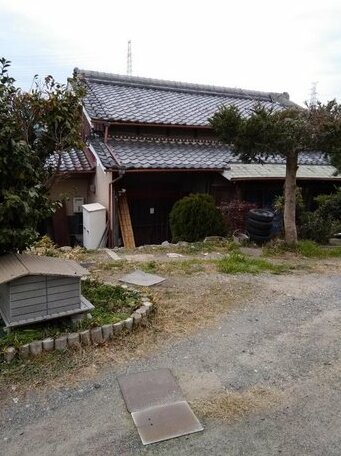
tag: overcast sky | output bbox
[0,0,340,105]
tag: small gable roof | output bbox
[0,253,88,285]
[46,149,95,173]
[76,69,296,127]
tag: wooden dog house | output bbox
[0,253,93,328]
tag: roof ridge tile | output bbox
[76,68,287,102]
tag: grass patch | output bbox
[191,387,283,423]
[140,258,208,275]
[80,279,139,326]
[264,240,341,259]
[0,279,140,350]
[134,239,240,255]
[176,240,240,255]
[95,260,129,272]
[0,349,97,390]
[297,241,341,258]
[217,252,289,274]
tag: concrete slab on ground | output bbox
[131,401,203,445]
[117,368,183,412]
[118,369,203,445]
[119,270,165,287]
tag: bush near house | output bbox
[0,58,84,255]
[219,200,258,234]
[169,193,226,242]
[276,188,341,244]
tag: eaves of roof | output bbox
[89,136,331,172]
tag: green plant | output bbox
[141,261,157,273]
[210,101,341,244]
[169,193,226,242]
[299,212,333,244]
[30,235,60,257]
[217,252,288,274]
[0,58,84,254]
[273,187,305,220]
[263,239,341,258]
[299,189,341,243]
[296,240,341,258]
[81,279,139,326]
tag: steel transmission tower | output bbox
[127,40,132,76]
[310,81,318,106]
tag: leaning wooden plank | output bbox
[118,193,135,249]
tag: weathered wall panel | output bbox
[0,283,10,321]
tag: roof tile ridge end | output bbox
[83,79,108,118]
[105,142,122,168]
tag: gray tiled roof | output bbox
[90,136,329,171]
[77,69,295,127]
[46,150,95,173]
[90,137,233,169]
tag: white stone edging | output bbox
[1,295,154,363]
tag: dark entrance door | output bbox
[122,171,213,246]
[129,197,175,245]
[52,204,70,246]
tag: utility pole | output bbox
[127,40,132,76]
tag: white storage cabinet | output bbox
[82,203,106,249]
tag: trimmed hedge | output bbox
[169,193,226,242]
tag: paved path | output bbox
[1,273,340,456]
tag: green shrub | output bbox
[314,188,341,221]
[299,212,333,244]
[299,189,341,243]
[169,193,226,242]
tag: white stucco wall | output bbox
[88,164,112,210]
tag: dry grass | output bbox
[0,275,254,397]
[191,387,284,423]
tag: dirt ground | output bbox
[0,247,340,455]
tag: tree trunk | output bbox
[284,152,298,244]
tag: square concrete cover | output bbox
[131,401,204,445]
[119,270,165,287]
[118,368,183,412]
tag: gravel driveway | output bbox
[0,271,340,456]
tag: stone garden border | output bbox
[1,290,154,363]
